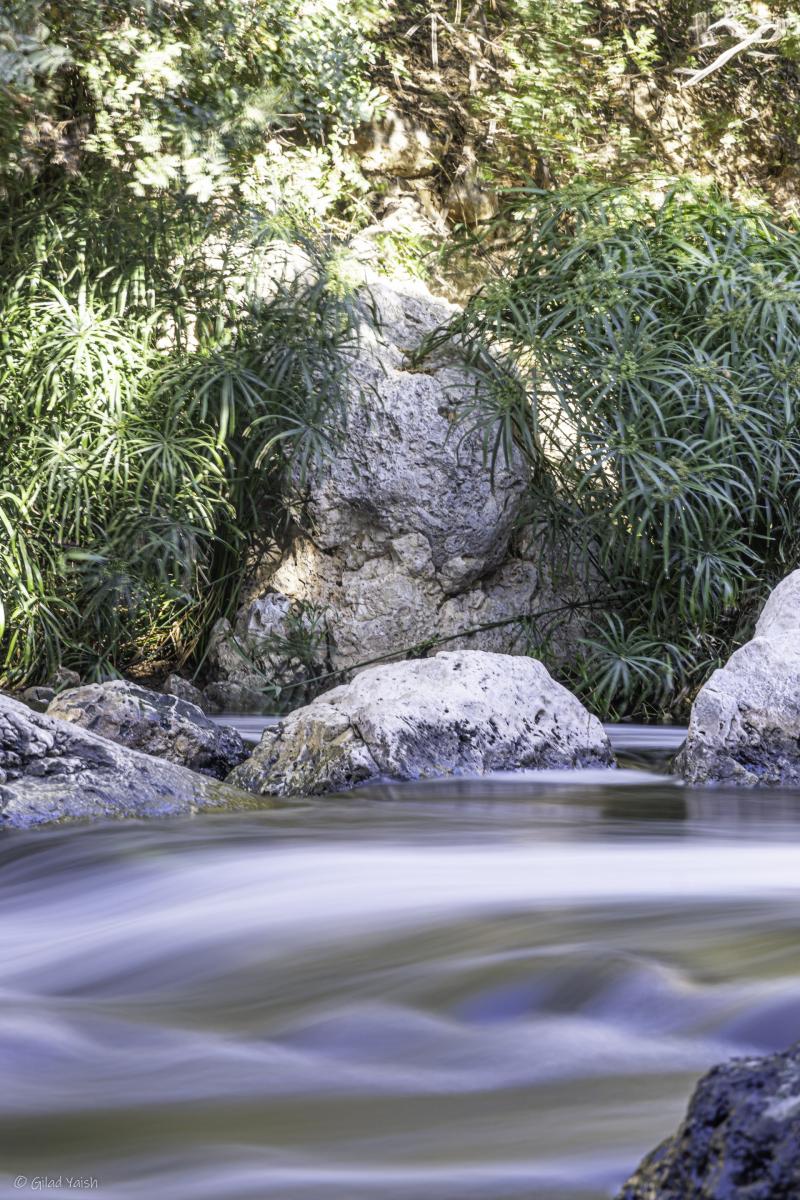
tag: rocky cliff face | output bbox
[207,268,591,708]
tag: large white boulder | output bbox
[0,693,252,829]
[228,650,614,797]
[676,570,800,785]
[209,271,592,696]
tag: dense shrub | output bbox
[0,0,383,686]
[0,179,362,685]
[426,182,800,718]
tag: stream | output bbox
[2,724,800,1199]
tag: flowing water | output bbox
[3,725,800,1200]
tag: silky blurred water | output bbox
[2,727,800,1200]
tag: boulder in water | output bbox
[48,680,247,779]
[228,649,613,797]
[676,569,800,785]
[0,693,253,829]
[617,1042,800,1199]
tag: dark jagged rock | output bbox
[617,1043,800,1200]
[0,693,255,829]
[48,680,248,779]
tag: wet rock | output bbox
[228,649,613,798]
[617,1042,800,1199]
[0,693,252,829]
[48,680,247,779]
[676,569,800,785]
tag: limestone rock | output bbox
[212,275,551,685]
[304,275,527,573]
[676,570,800,785]
[355,109,443,178]
[0,693,251,829]
[617,1043,800,1199]
[210,270,593,699]
[228,649,613,798]
[207,596,326,702]
[48,680,248,780]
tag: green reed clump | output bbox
[423,181,800,718]
[0,178,361,685]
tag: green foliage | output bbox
[425,181,800,718]
[0,177,363,685]
[0,0,388,686]
[1,0,383,208]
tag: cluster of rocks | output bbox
[2,649,614,828]
[4,563,800,827]
[0,691,249,828]
[48,680,247,779]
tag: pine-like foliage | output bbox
[424,182,800,718]
[0,179,361,684]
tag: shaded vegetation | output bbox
[0,0,377,685]
[0,180,363,684]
